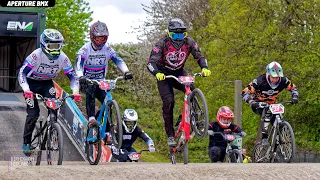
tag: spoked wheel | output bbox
[47,123,63,165]
[31,123,43,166]
[229,150,243,163]
[170,148,176,165]
[183,143,188,164]
[107,100,123,149]
[252,142,271,163]
[277,121,296,163]
[188,88,209,138]
[85,125,101,165]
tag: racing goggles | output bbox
[93,35,108,45]
[45,42,63,51]
[168,32,187,40]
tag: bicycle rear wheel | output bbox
[47,122,63,165]
[277,121,296,163]
[188,88,208,138]
[107,100,123,149]
[85,125,101,165]
[252,142,270,163]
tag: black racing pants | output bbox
[80,81,106,118]
[251,105,274,138]
[23,79,56,144]
[208,146,226,162]
[157,70,194,138]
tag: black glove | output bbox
[292,96,298,104]
[250,101,267,109]
[125,72,133,80]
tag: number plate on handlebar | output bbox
[178,76,194,83]
[46,99,57,109]
[99,81,111,90]
[270,104,284,114]
[128,153,141,161]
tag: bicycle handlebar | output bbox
[83,76,124,85]
[165,72,203,83]
[35,93,73,102]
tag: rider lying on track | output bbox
[110,109,155,162]
[208,106,246,163]
[241,61,298,146]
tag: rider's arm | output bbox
[74,46,87,78]
[137,127,154,146]
[242,78,258,104]
[284,77,298,98]
[18,51,39,91]
[61,53,79,93]
[186,37,208,69]
[147,38,165,76]
[107,44,129,73]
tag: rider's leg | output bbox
[85,84,98,127]
[252,105,269,145]
[209,146,222,162]
[22,79,42,155]
[41,80,56,116]
[218,146,227,162]
[157,79,176,146]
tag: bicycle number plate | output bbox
[128,153,140,161]
[178,76,194,83]
[270,104,284,114]
[46,99,56,109]
[99,81,111,90]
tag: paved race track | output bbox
[0,162,319,180]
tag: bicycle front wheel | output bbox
[47,123,63,165]
[230,150,243,163]
[277,121,296,163]
[188,88,209,138]
[85,125,101,165]
[108,100,123,149]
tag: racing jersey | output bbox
[18,48,78,92]
[208,122,242,148]
[121,126,153,151]
[242,74,298,104]
[147,36,208,75]
[74,42,129,80]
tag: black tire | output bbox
[108,100,123,149]
[170,149,176,165]
[183,143,188,164]
[252,142,270,163]
[85,125,101,165]
[30,123,43,166]
[277,121,296,163]
[230,150,243,163]
[188,88,208,139]
[47,123,63,165]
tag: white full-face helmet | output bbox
[122,109,138,133]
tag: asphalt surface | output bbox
[0,93,83,162]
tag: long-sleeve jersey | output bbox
[74,42,129,80]
[18,48,78,92]
[208,122,243,148]
[242,74,298,104]
[121,126,154,151]
[147,36,208,75]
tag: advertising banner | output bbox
[0,13,38,37]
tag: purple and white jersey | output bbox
[75,42,129,80]
[18,48,78,92]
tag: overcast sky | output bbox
[87,0,151,44]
